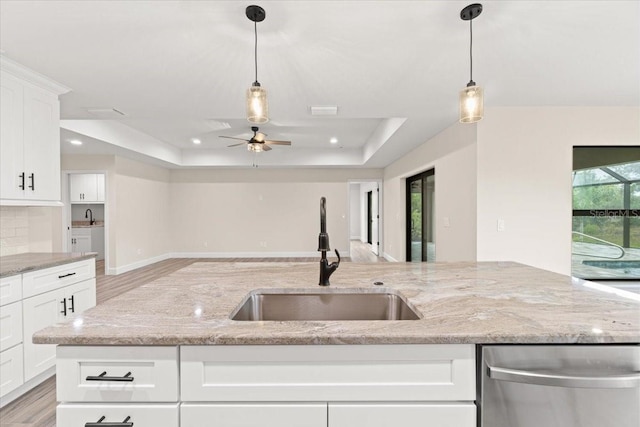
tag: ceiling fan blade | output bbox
[254,132,267,142]
[219,136,249,142]
[262,144,272,151]
[227,142,246,147]
[265,140,291,146]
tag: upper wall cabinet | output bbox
[70,173,105,203]
[0,56,70,206]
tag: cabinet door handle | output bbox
[68,295,75,313]
[85,416,133,427]
[19,173,25,190]
[60,298,67,316]
[58,272,76,279]
[86,371,134,382]
[28,173,34,190]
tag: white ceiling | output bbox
[1,1,638,168]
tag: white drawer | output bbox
[71,227,91,236]
[0,301,22,352]
[329,403,477,427]
[57,403,179,427]
[181,403,328,427]
[0,344,24,397]
[22,258,95,298]
[57,346,179,402]
[181,344,476,402]
[0,275,22,307]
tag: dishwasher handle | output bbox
[487,364,640,389]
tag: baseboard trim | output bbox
[383,252,399,262]
[171,251,323,259]
[109,253,172,275]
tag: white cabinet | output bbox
[181,403,327,427]
[0,274,22,307]
[71,235,92,253]
[0,58,69,205]
[23,277,95,381]
[0,257,96,404]
[57,403,179,427]
[56,344,475,426]
[0,344,24,397]
[0,275,24,398]
[0,302,23,352]
[22,287,63,380]
[180,344,475,402]
[179,344,476,426]
[57,346,179,403]
[70,174,105,203]
[328,403,477,427]
[0,72,24,201]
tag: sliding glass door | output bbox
[572,147,640,280]
[406,169,435,262]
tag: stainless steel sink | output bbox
[231,289,421,321]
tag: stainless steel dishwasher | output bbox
[479,345,640,427]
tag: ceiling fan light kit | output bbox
[459,3,484,124]
[246,5,269,124]
[219,126,291,153]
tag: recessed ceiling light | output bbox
[192,138,201,145]
[330,137,338,144]
[69,139,83,146]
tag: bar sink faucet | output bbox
[85,208,95,225]
[318,197,340,286]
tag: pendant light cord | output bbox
[254,21,259,84]
[469,19,473,82]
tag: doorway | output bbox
[367,191,373,245]
[62,171,108,275]
[348,181,382,258]
[406,169,435,262]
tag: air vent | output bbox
[86,108,126,118]
[310,105,338,116]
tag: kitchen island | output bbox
[32,261,640,426]
[34,261,639,345]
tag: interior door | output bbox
[367,191,372,244]
[371,187,379,255]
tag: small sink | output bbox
[231,289,421,321]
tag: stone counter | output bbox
[33,261,640,345]
[0,252,97,278]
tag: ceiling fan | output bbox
[219,126,291,152]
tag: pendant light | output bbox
[246,5,269,124]
[459,3,483,123]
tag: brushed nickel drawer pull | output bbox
[85,415,133,427]
[86,371,134,382]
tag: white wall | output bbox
[114,157,171,271]
[169,169,381,257]
[349,183,361,240]
[476,106,640,275]
[383,122,477,262]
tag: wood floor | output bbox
[0,252,385,426]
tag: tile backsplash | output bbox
[0,206,57,256]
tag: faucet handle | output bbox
[332,249,341,266]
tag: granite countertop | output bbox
[0,252,97,278]
[72,220,104,228]
[33,261,640,346]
